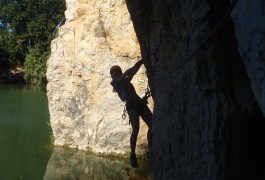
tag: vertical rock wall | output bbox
[126,0,265,179]
[231,0,265,116]
[46,0,152,155]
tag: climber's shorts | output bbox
[126,98,146,118]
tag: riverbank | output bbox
[0,67,25,83]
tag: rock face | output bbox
[47,0,265,179]
[46,0,151,154]
[125,0,265,179]
[231,0,265,116]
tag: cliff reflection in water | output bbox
[44,147,152,180]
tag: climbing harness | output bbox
[121,86,151,121]
[156,0,239,76]
[121,83,151,123]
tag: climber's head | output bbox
[110,65,122,79]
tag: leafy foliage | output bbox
[24,47,49,87]
[0,0,66,85]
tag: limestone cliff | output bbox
[46,0,151,154]
[126,0,265,179]
[47,0,265,179]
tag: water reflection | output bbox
[44,147,152,180]
[0,84,52,179]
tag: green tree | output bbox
[24,47,49,87]
[0,0,66,85]
[0,29,10,68]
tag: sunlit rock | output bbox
[46,0,151,154]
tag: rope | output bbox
[157,0,238,77]
[52,18,66,36]
[81,63,110,78]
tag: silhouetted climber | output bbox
[110,59,152,168]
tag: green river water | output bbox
[0,84,152,180]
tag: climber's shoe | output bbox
[130,154,138,168]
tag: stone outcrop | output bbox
[126,0,265,179]
[47,0,265,179]
[46,0,151,154]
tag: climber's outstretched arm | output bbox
[117,59,144,83]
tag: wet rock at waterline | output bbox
[43,147,152,179]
